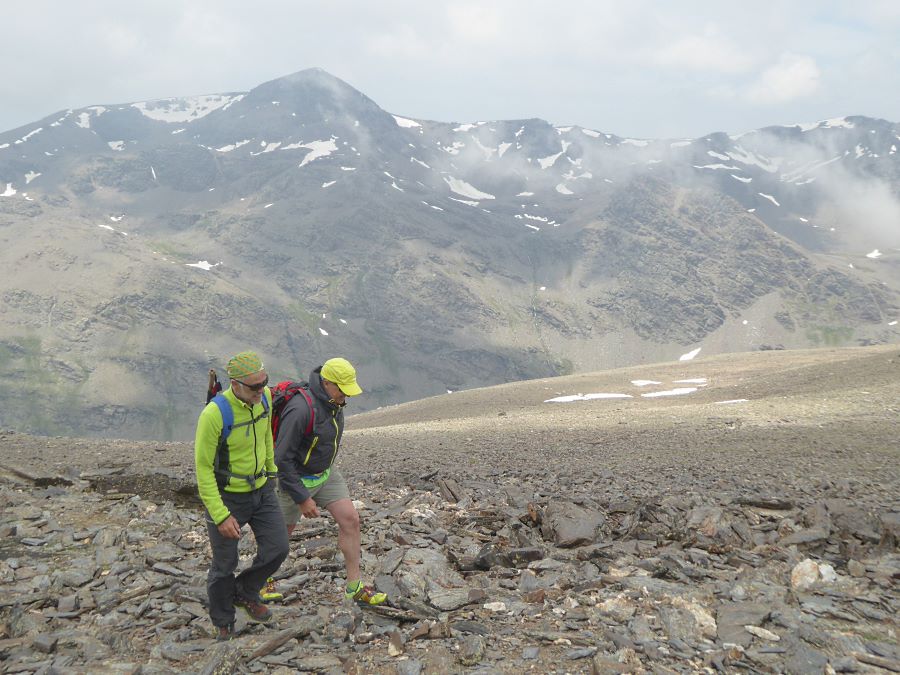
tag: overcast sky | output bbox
[2,1,899,139]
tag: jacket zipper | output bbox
[330,410,339,466]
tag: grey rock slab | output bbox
[450,620,490,636]
[381,546,405,575]
[151,562,186,576]
[428,588,480,612]
[780,527,830,546]
[144,543,184,564]
[566,646,598,660]
[521,646,540,660]
[715,602,770,648]
[783,641,829,674]
[541,502,606,548]
[32,633,58,653]
[396,659,423,675]
[458,634,486,666]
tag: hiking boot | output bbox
[346,582,387,606]
[215,623,236,641]
[260,576,283,603]
[234,596,273,623]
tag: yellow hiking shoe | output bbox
[260,577,283,603]
[346,581,387,606]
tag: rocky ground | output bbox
[0,345,898,674]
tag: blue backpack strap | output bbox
[212,394,233,439]
[211,395,234,489]
[211,393,270,490]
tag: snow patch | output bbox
[679,347,701,361]
[448,197,480,207]
[694,163,741,171]
[132,94,244,123]
[642,387,697,398]
[727,146,780,172]
[545,393,633,403]
[186,260,220,271]
[866,249,882,259]
[758,193,780,206]
[444,177,495,200]
[0,183,17,197]
[555,184,573,195]
[108,141,125,151]
[538,152,563,169]
[216,140,251,152]
[25,171,41,184]
[393,115,421,128]
[298,138,339,167]
[75,107,107,129]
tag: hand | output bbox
[217,515,241,539]
[299,497,320,519]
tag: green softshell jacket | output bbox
[194,386,276,525]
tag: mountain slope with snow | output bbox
[0,69,897,439]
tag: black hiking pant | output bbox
[205,482,289,627]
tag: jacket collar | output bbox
[309,367,342,411]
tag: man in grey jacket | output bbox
[272,357,386,606]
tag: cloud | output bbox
[744,53,821,104]
[0,2,896,139]
[653,28,755,73]
[446,3,504,43]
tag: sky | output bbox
[2,1,899,139]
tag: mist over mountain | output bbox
[0,68,897,440]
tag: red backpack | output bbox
[269,381,315,442]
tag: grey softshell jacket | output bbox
[274,367,344,504]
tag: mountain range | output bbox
[0,68,897,439]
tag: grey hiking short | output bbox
[276,468,351,528]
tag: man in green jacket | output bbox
[195,350,288,640]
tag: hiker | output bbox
[268,357,387,606]
[194,351,289,640]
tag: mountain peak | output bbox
[243,68,386,123]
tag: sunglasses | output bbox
[234,375,269,391]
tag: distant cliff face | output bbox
[0,69,897,439]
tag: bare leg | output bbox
[325,498,361,584]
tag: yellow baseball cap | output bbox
[321,357,362,396]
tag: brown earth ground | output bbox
[5,344,897,505]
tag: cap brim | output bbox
[338,381,363,396]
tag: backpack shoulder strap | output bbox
[212,394,233,439]
[297,386,315,436]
